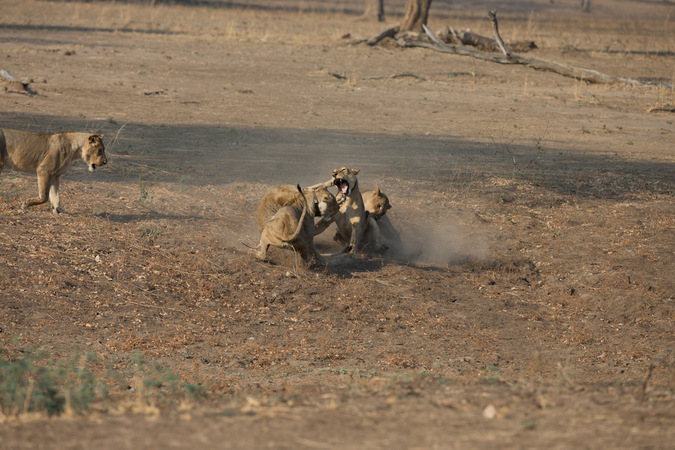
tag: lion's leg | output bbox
[23,170,51,210]
[363,216,385,252]
[256,240,270,261]
[378,215,401,243]
[366,216,388,252]
[348,218,364,254]
[333,227,349,245]
[314,217,334,236]
[256,228,274,261]
[0,144,6,172]
[332,215,350,244]
[306,241,327,267]
[49,176,66,214]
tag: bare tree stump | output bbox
[400,0,433,33]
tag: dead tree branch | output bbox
[396,14,670,89]
[438,27,537,53]
[367,25,400,46]
[647,106,675,113]
[488,10,512,58]
[365,72,427,81]
[329,72,348,80]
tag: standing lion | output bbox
[0,128,107,214]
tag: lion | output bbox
[361,186,401,244]
[326,167,388,254]
[0,128,107,214]
[312,184,393,234]
[256,184,339,234]
[256,184,342,267]
[361,185,390,220]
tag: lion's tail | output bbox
[320,245,352,258]
[283,184,307,243]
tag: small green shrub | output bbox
[0,350,101,416]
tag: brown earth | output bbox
[1,0,674,448]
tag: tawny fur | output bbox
[360,186,401,244]
[0,128,107,214]
[329,167,388,254]
[361,186,391,220]
[256,184,328,267]
[256,184,339,234]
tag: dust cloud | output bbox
[391,221,488,268]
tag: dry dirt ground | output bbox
[1,0,674,448]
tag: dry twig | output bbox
[365,72,427,81]
[647,106,675,113]
[329,72,348,80]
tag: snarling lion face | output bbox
[331,167,360,196]
[313,187,339,220]
[82,134,107,172]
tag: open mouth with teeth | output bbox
[335,178,350,196]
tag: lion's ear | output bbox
[88,135,98,143]
[387,203,392,210]
[374,186,381,196]
[354,169,360,175]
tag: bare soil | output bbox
[1,1,674,448]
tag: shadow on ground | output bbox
[2,112,673,198]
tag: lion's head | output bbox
[365,186,392,220]
[312,187,339,220]
[82,134,107,172]
[331,167,359,196]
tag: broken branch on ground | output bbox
[362,11,671,90]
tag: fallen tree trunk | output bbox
[397,12,671,89]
